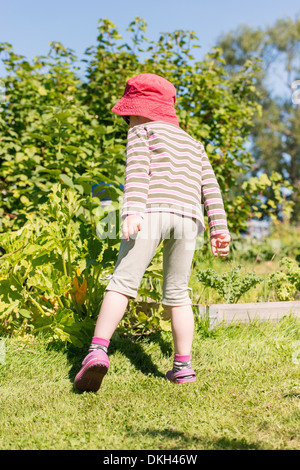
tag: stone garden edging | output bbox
[196,301,300,329]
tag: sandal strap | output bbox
[172,368,196,379]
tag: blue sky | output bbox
[1,0,299,70]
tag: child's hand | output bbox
[123,214,143,241]
[210,232,231,257]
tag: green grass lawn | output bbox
[0,315,299,450]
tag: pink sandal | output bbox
[74,350,109,392]
[166,368,196,384]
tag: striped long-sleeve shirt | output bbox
[122,121,229,237]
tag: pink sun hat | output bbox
[112,73,179,126]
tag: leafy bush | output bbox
[196,265,263,304]
[118,301,171,338]
[0,184,118,346]
[267,257,300,301]
[230,221,300,263]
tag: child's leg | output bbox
[162,214,199,383]
[74,291,129,392]
[166,305,196,383]
[93,290,129,340]
[170,304,194,356]
[74,213,163,392]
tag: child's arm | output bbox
[122,214,143,242]
[122,126,150,221]
[210,232,231,257]
[200,144,231,255]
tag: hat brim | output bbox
[112,97,179,127]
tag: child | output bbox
[74,73,230,392]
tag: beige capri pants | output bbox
[105,211,203,306]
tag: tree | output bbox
[217,16,300,221]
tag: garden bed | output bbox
[134,299,300,329]
[196,301,300,328]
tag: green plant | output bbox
[0,184,118,346]
[118,300,171,338]
[196,265,263,304]
[267,257,300,301]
